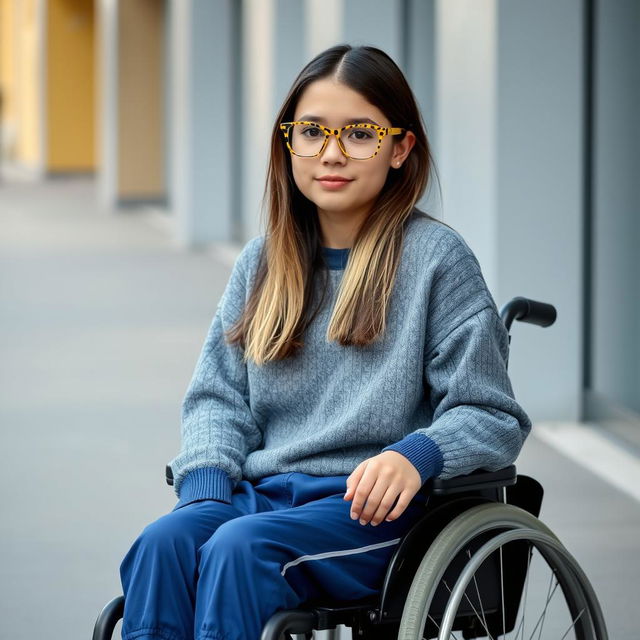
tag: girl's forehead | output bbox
[293,78,388,125]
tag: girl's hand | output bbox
[343,451,422,526]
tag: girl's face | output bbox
[290,77,415,227]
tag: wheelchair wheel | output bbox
[398,503,608,640]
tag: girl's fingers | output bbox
[344,461,367,500]
[349,468,377,521]
[369,484,402,526]
[356,476,393,525]
[385,489,412,522]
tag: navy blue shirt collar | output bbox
[321,246,350,270]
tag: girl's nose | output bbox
[321,134,347,163]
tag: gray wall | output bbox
[164,0,640,429]
[590,0,640,434]
[496,0,585,421]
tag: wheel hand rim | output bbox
[437,528,592,640]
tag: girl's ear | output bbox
[390,131,416,169]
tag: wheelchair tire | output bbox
[397,502,608,640]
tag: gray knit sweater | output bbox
[169,212,532,507]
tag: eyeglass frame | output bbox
[279,121,407,160]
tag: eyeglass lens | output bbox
[289,124,379,159]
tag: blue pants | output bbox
[119,472,431,640]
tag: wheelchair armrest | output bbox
[424,465,517,495]
[166,464,517,493]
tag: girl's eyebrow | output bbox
[296,115,381,126]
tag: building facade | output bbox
[1,0,638,445]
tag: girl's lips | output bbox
[316,178,353,190]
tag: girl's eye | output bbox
[301,126,323,138]
[347,127,376,142]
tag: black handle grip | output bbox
[523,298,557,327]
[499,296,557,332]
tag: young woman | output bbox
[119,44,532,640]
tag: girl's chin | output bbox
[314,202,358,215]
[309,192,355,210]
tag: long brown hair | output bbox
[227,44,447,365]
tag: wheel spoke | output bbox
[506,549,530,640]
[525,578,560,640]
[511,614,525,640]
[515,542,534,640]
[558,608,585,640]
[465,548,490,638]
[529,570,559,640]
[442,579,495,640]
[426,612,462,640]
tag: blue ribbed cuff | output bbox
[175,467,234,507]
[382,433,445,485]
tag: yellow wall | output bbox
[2,0,165,186]
[118,0,165,198]
[0,0,17,157]
[47,0,95,171]
[15,0,42,167]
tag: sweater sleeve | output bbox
[169,240,264,508]
[382,232,532,484]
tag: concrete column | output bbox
[274,0,305,108]
[343,0,403,63]
[435,0,499,288]
[434,0,585,421]
[170,0,237,247]
[242,0,347,243]
[305,0,343,60]
[241,0,275,240]
[496,0,584,422]
[405,0,439,216]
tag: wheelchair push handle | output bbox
[499,296,556,332]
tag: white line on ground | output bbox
[533,421,640,503]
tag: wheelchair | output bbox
[93,296,609,640]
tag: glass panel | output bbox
[589,0,640,445]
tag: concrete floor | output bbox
[1,175,638,639]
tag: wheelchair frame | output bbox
[92,296,609,640]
